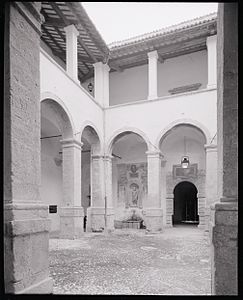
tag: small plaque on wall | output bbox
[173,164,198,179]
[49,205,57,214]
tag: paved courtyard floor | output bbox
[49,225,211,295]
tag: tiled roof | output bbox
[108,12,217,49]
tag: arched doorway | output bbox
[173,181,199,225]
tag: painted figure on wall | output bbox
[130,183,139,206]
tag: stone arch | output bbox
[81,124,101,155]
[106,127,151,155]
[80,121,103,153]
[155,119,211,149]
[41,92,75,139]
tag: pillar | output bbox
[210,3,238,295]
[93,62,110,107]
[145,150,163,231]
[4,2,52,293]
[204,144,217,231]
[59,138,84,239]
[103,155,115,230]
[87,154,106,232]
[147,50,158,100]
[64,24,79,81]
[206,35,217,88]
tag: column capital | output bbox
[93,61,110,72]
[91,154,104,159]
[103,155,113,161]
[147,50,158,60]
[64,24,79,37]
[204,143,217,151]
[206,34,217,47]
[146,150,163,158]
[60,138,83,149]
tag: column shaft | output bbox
[147,50,158,100]
[103,155,114,230]
[145,151,163,231]
[87,155,106,231]
[206,35,217,88]
[60,138,84,238]
[64,24,79,81]
[93,62,110,107]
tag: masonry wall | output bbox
[109,50,207,105]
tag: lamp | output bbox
[181,156,190,168]
[88,82,93,93]
[181,136,190,168]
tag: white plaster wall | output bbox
[109,50,207,105]
[40,48,104,150]
[41,138,62,232]
[105,88,217,150]
[158,50,207,96]
[110,64,148,105]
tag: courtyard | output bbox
[49,226,211,295]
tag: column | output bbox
[87,154,106,232]
[147,50,158,100]
[64,24,79,81]
[103,155,115,230]
[210,3,238,295]
[4,2,52,293]
[145,150,163,231]
[93,62,110,107]
[59,138,84,239]
[206,35,217,88]
[204,144,217,231]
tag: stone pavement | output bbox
[49,225,211,295]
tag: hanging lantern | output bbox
[88,82,93,93]
[181,156,190,168]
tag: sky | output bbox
[82,2,218,45]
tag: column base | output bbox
[143,208,163,232]
[210,199,238,295]
[59,207,84,239]
[87,207,114,232]
[4,203,53,294]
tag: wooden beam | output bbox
[66,2,108,56]
[43,15,79,28]
[51,2,98,63]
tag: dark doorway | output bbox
[172,181,199,225]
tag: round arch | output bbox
[41,92,76,138]
[81,124,101,155]
[80,120,103,152]
[106,127,151,155]
[155,119,211,148]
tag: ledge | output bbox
[106,86,217,110]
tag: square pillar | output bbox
[145,150,163,231]
[4,2,52,294]
[60,138,84,239]
[210,3,238,295]
[87,155,106,231]
[93,62,110,107]
[147,50,158,100]
[64,24,79,82]
[206,35,217,88]
[204,144,217,231]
